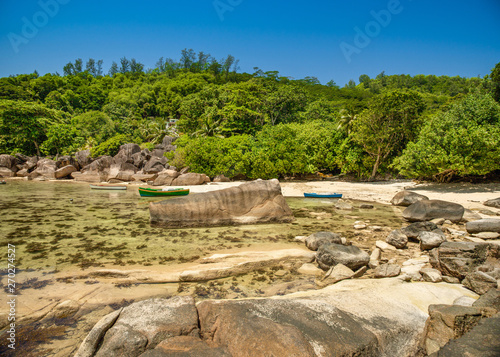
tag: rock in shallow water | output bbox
[149,179,294,228]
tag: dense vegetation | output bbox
[1,50,499,181]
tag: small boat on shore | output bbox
[90,184,127,190]
[304,192,342,198]
[139,187,189,197]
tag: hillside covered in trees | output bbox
[1,50,499,181]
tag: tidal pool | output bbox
[0,180,403,273]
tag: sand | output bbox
[183,179,500,212]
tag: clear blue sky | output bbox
[0,0,499,85]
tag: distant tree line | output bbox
[0,50,499,181]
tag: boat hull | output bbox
[90,184,127,190]
[139,187,190,197]
[304,193,342,198]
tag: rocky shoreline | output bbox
[2,140,500,356]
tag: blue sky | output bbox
[0,0,499,85]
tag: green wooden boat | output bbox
[139,187,190,197]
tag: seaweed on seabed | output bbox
[0,322,67,357]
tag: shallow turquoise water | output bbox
[0,180,402,272]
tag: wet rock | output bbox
[419,231,447,250]
[374,263,401,278]
[422,304,496,355]
[386,229,408,249]
[316,242,370,271]
[150,179,292,228]
[359,203,374,209]
[172,173,210,186]
[483,197,500,209]
[390,190,429,207]
[334,200,353,210]
[305,231,343,251]
[435,313,500,357]
[403,200,465,223]
[466,218,500,234]
[55,164,77,179]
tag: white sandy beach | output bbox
[181,179,500,212]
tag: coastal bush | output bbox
[394,93,500,179]
[90,134,129,157]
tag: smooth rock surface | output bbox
[419,231,447,250]
[386,229,408,249]
[391,190,429,207]
[305,231,343,251]
[150,179,293,227]
[316,242,370,271]
[403,200,465,223]
[466,218,500,234]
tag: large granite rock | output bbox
[29,158,57,179]
[0,154,16,169]
[466,218,500,234]
[0,167,16,177]
[78,278,478,357]
[430,242,500,280]
[172,173,210,186]
[55,164,77,179]
[403,200,465,223]
[56,155,78,169]
[94,297,199,357]
[421,304,496,355]
[114,143,141,164]
[390,190,429,206]
[143,157,166,174]
[149,179,294,228]
[107,162,138,182]
[77,156,115,182]
[434,313,500,357]
[152,170,179,186]
[316,242,370,271]
[75,150,93,168]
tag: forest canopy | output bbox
[0,50,499,181]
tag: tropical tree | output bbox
[0,100,66,156]
[352,90,424,180]
[394,93,500,180]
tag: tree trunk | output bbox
[369,151,381,181]
[34,141,41,159]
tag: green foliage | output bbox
[71,110,116,144]
[90,134,130,157]
[0,99,66,156]
[352,90,425,179]
[491,62,500,102]
[394,93,500,179]
[41,123,83,156]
